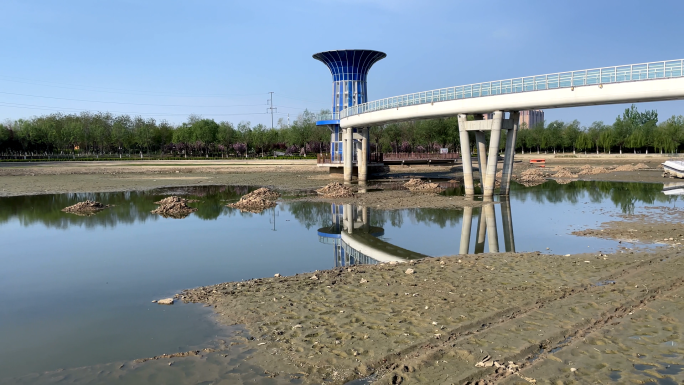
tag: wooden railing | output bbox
[382,152,459,161]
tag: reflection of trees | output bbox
[510,180,668,214]
[0,186,253,229]
[0,182,674,230]
[284,202,331,229]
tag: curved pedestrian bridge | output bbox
[340,59,684,128]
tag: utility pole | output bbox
[267,92,277,129]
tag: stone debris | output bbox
[151,196,198,218]
[613,163,650,171]
[578,165,611,175]
[134,348,215,363]
[62,200,109,214]
[553,166,578,178]
[316,182,354,198]
[227,188,279,213]
[154,196,198,205]
[228,196,276,213]
[157,298,174,305]
[241,187,281,201]
[516,168,549,187]
[405,268,415,275]
[403,178,443,192]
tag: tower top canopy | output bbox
[313,50,386,81]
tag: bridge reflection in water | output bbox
[318,200,515,267]
[460,200,515,255]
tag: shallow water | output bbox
[0,181,677,381]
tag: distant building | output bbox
[482,110,544,129]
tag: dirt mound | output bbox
[516,167,549,186]
[241,187,281,201]
[151,196,198,218]
[613,163,651,171]
[62,200,109,214]
[154,196,198,205]
[403,178,443,192]
[578,165,611,175]
[227,195,277,213]
[316,182,354,198]
[553,166,578,178]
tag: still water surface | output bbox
[0,181,676,380]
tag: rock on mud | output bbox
[241,187,281,201]
[403,178,443,192]
[316,182,354,198]
[516,168,549,187]
[62,200,109,214]
[157,298,174,305]
[227,188,280,213]
[553,166,578,179]
[151,196,198,218]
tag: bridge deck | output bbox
[340,59,684,128]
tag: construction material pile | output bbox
[151,196,198,218]
[62,200,109,214]
[613,163,650,171]
[315,182,354,198]
[516,168,549,187]
[578,165,611,175]
[242,187,281,201]
[403,178,443,192]
[228,188,279,213]
[553,166,578,178]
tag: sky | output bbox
[1,0,684,127]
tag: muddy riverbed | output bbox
[1,159,683,384]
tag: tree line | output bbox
[0,110,331,158]
[1,104,682,157]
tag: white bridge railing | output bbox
[340,59,684,119]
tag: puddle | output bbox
[608,370,622,381]
[634,363,658,371]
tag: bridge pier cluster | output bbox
[342,127,370,183]
[458,111,520,197]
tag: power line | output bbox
[0,91,274,108]
[0,76,269,98]
[0,101,292,117]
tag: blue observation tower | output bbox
[313,50,386,181]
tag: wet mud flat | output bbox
[179,239,684,384]
[0,156,671,198]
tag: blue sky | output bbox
[1,0,683,127]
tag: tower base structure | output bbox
[457,111,520,197]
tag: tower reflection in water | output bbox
[318,200,515,267]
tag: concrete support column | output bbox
[483,201,499,253]
[344,203,353,234]
[501,198,515,253]
[500,111,519,195]
[457,114,474,195]
[483,111,503,197]
[343,127,353,182]
[359,128,368,182]
[474,207,487,254]
[475,131,488,182]
[459,206,473,255]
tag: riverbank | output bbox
[1,158,683,384]
[0,156,673,198]
[178,203,684,384]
